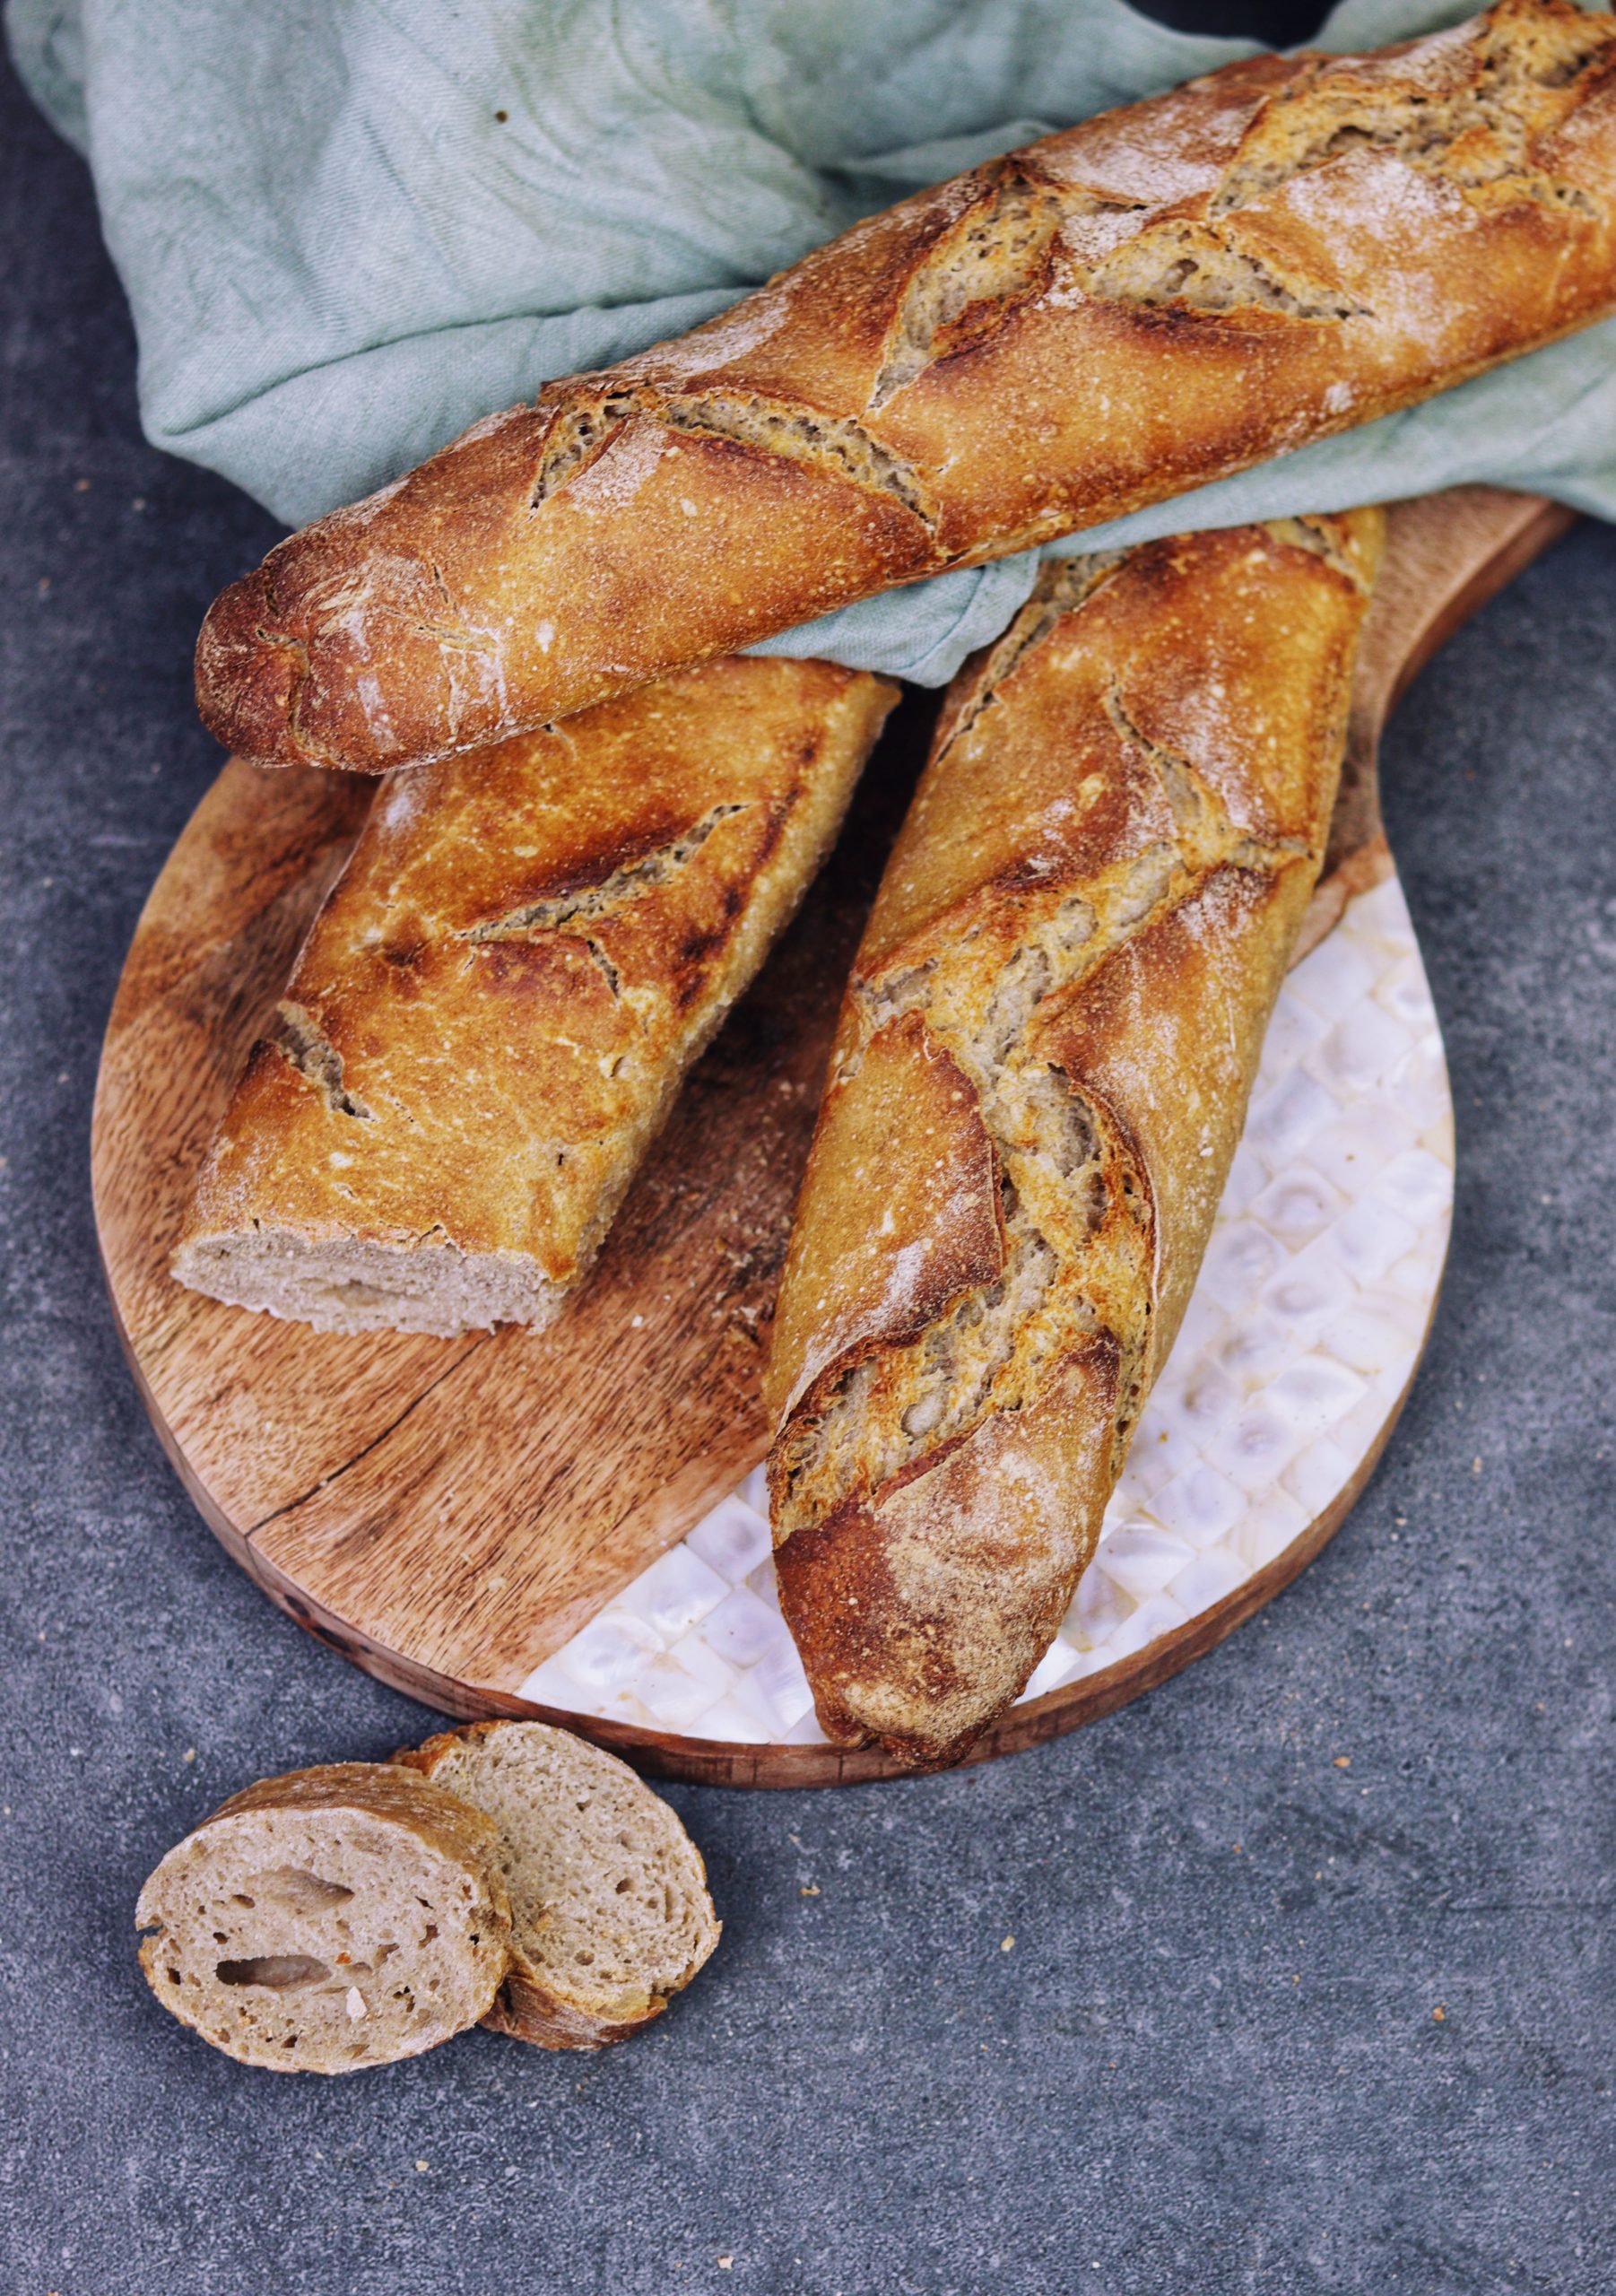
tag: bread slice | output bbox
[765,513,1383,1768]
[135,1763,512,2072]
[172,655,896,1335]
[196,0,1616,774]
[397,1722,719,2048]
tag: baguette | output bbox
[196,0,1615,776]
[395,1722,719,2048]
[762,511,1383,1770]
[173,656,895,1335]
[135,1763,511,2072]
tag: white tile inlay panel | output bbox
[517,879,1453,1746]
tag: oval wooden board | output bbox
[92,487,1572,1786]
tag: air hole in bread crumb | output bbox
[251,1866,355,1914]
[216,1954,332,1989]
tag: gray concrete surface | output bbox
[1,22,1612,2296]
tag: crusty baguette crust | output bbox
[173,657,895,1334]
[198,0,1615,772]
[192,1762,507,1874]
[763,511,1383,1768]
[396,1721,720,2050]
[135,1763,512,2072]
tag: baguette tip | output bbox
[195,563,306,767]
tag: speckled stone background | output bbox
[2,8,1612,2291]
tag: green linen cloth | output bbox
[9,0,1615,683]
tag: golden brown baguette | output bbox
[173,656,895,1335]
[197,0,1614,774]
[135,1764,512,2072]
[762,511,1383,1770]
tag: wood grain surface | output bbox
[91,486,1573,1785]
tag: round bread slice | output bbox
[135,1762,512,2073]
[396,1722,720,2049]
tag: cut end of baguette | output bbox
[398,1722,719,2049]
[135,1763,512,2074]
[171,1227,570,1337]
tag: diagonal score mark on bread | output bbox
[455,799,749,1008]
[763,513,1383,1769]
[533,389,938,527]
[457,802,745,943]
[867,166,1080,411]
[269,1001,374,1121]
[1208,0,1612,219]
[1082,222,1368,321]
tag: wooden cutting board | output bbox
[91,486,1572,1784]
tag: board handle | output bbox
[1298,488,1575,961]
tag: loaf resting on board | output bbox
[197,0,1616,773]
[764,511,1384,1769]
[173,657,895,1335]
